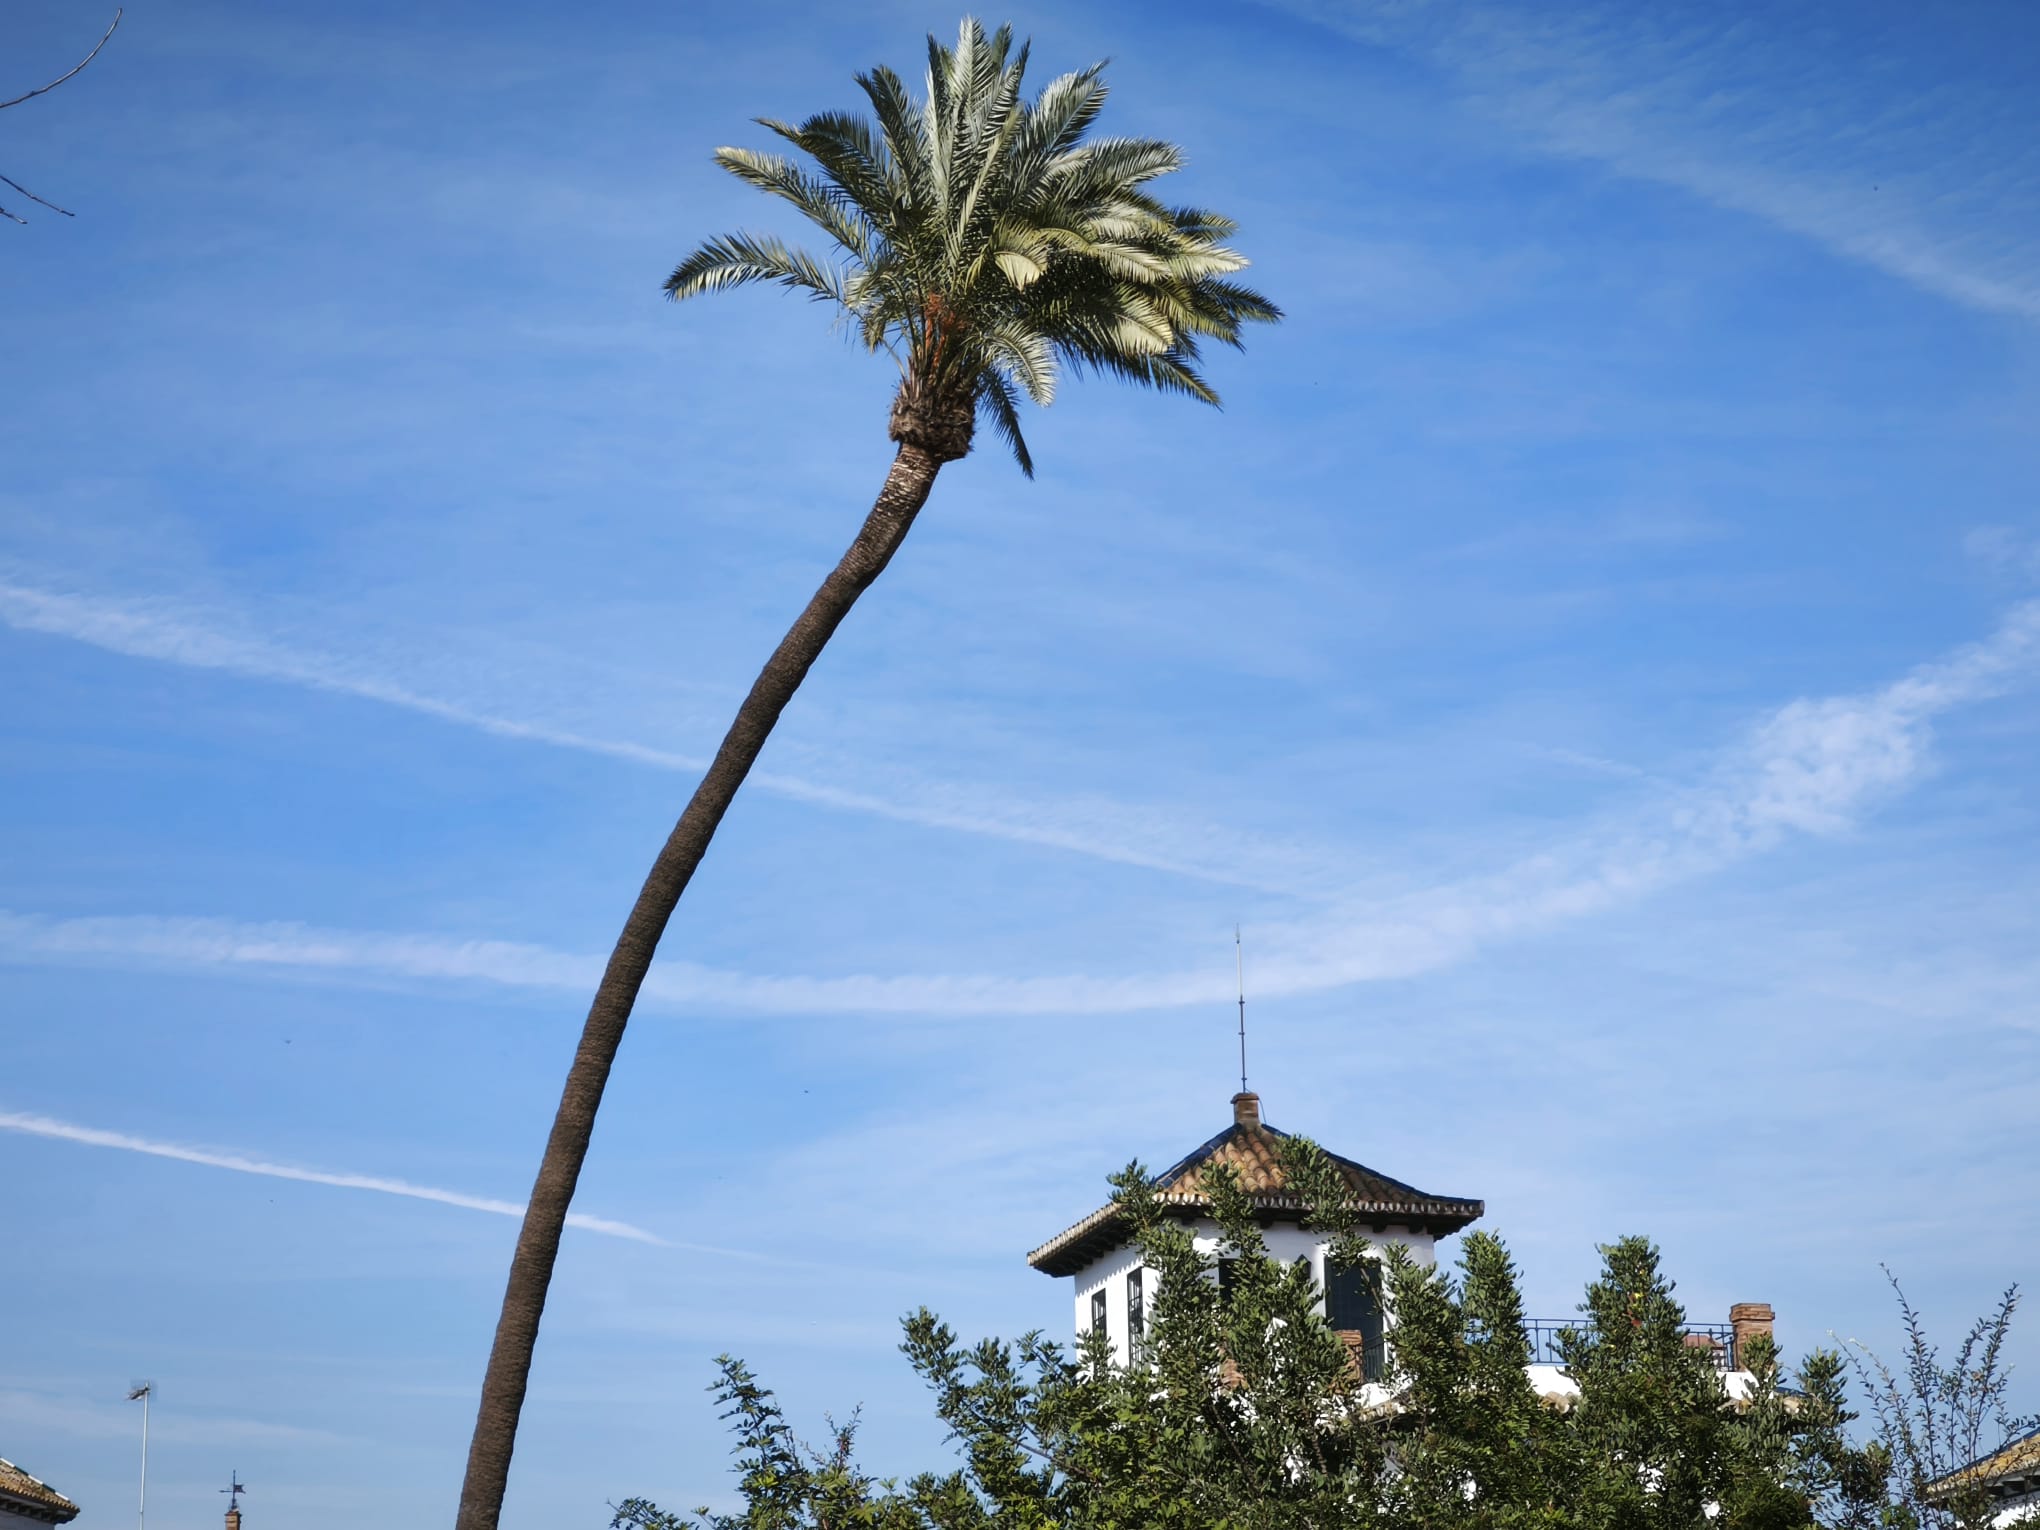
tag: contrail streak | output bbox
[0,1108,663,1244]
[0,577,1311,893]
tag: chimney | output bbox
[1232,1091,1261,1129]
[1730,1302,1775,1363]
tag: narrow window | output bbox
[1127,1267,1145,1339]
[1090,1287,1108,1335]
[1326,1258,1386,1381]
[1216,1256,1239,1303]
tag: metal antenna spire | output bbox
[126,1382,151,1530]
[222,1472,246,1514]
[1235,925,1247,1095]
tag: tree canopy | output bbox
[616,1137,1943,1530]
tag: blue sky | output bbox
[4,0,2038,1524]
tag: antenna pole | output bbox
[1235,926,1247,1095]
[127,1383,150,1530]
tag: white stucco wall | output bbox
[1989,1488,2040,1529]
[1525,1362,1765,1408]
[1064,1237,1778,1414]
[1067,1219,1437,1366]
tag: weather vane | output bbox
[222,1473,247,1513]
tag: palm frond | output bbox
[978,315,1059,406]
[948,50,1030,262]
[1081,346,1221,404]
[1013,66,1107,172]
[1168,206,1241,240]
[713,147,876,262]
[975,367,1035,477]
[856,65,936,218]
[1173,276,1285,345]
[991,247,1045,289]
[1047,136,1183,191]
[664,232,845,305]
[762,113,898,221]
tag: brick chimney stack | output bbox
[1730,1302,1775,1362]
[1232,1091,1261,1129]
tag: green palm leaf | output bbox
[976,368,1036,479]
[664,232,845,305]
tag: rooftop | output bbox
[1027,1091,1485,1277]
[1930,1424,2040,1504]
[0,1458,80,1526]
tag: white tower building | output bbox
[1027,1087,1782,1404]
[1025,1089,1486,1376]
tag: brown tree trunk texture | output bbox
[455,440,949,1530]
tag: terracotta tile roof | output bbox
[1930,1425,2040,1503]
[1027,1100,1483,1277]
[0,1458,80,1524]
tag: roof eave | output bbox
[1026,1195,1487,1278]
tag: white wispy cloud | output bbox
[7,600,2033,1015]
[1272,0,2040,321]
[1964,526,2040,584]
[0,909,1215,1016]
[0,575,1315,893]
[0,1108,663,1244]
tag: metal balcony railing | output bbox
[1521,1318,1739,1372]
[1336,1320,1742,1385]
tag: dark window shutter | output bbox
[1326,1259,1386,1381]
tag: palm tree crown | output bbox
[665,17,1280,476]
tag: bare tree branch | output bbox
[0,9,123,113]
[0,171,74,218]
[3,9,123,224]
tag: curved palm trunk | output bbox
[455,440,949,1530]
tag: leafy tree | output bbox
[1737,1340,1889,1530]
[617,1145,1896,1530]
[458,20,1276,1530]
[1553,1236,1741,1529]
[1376,1232,1570,1530]
[1843,1274,2034,1530]
[614,1359,917,1530]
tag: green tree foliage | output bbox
[1843,1274,2034,1530]
[618,1140,1908,1530]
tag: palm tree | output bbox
[454,19,1279,1530]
